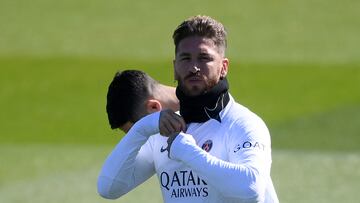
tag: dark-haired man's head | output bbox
[106,70,178,132]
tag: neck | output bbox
[176,78,230,123]
[156,84,179,112]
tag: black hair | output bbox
[106,70,152,129]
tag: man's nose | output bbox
[189,65,200,74]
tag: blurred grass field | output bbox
[1,0,359,202]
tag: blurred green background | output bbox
[0,0,359,202]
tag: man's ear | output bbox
[220,58,229,78]
[146,99,162,113]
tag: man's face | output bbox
[174,36,228,96]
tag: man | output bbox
[106,70,179,132]
[98,16,279,202]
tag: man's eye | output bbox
[200,56,211,61]
[180,57,190,61]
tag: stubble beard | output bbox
[177,77,219,97]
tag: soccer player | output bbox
[98,16,279,202]
[105,70,179,132]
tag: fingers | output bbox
[163,132,179,159]
[167,113,186,132]
[159,109,187,136]
[161,122,172,136]
[176,115,187,132]
[167,132,178,147]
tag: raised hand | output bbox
[159,109,187,137]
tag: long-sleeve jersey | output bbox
[97,95,279,203]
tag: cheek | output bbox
[174,66,183,80]
[207,64,222,77]
[174,70,180,80]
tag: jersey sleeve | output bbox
[97,112,160,199]
[169,114,272,202]
[227,113,272,177]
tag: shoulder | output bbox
[222,95,267,127]
[222,96,270,141]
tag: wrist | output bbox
[133,112,160,136]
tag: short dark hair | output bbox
[172,15,227,55]
[106,70,156,129]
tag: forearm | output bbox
[97,112,160,199]
[169,133,265,202]
[97,131,150,199]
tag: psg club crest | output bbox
[201,140,213,152]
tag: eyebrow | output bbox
[199,52,211,57]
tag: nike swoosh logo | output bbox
[204,93,226,123]
[160,146,167,153]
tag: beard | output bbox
[175,77,230,124]
[177,74,219,97]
